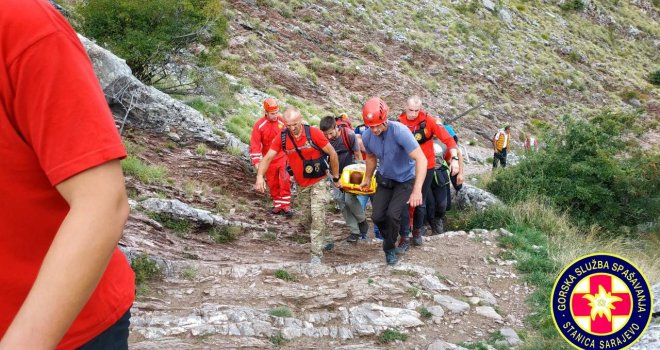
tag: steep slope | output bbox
[222,0,658,144]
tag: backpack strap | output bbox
[303,125,323,153]
[339,126,351,151]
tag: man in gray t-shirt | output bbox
[320,116,369,242]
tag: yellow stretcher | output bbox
[339,163,377,195]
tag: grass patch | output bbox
[180,267,196,280]
[148,212,191,237]
[268,306,293,317]
[391,269,419,277]
[121,156,168,184]
[209,225,241,243]
[131,253,162,286]
[274,269,296,282]
[377,329,408,344]
[417,307,433,319]
[269,331,287,346]
[261,232,277,241]
[195,143,208,156]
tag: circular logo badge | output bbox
[305,165,313,174]
[415,133,422,141]
[551,253,653,350]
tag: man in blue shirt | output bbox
[359,97,427,265]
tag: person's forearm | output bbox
[329,153,339,178]
[257,153,275,177]
[364,155,377,179]
[413,156,427,192]
[0,194,129,349]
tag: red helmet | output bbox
[362,97,389,127]
[263,98,279,113]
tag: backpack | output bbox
[335,114,353,129]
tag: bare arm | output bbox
[360,153,378,191]
[457,148,465,186]
[254,149,278,193]
[0,160,129,350]
[408,147,427,207]
[321,143,340,180]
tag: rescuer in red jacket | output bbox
[249,98,292,216]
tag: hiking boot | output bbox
[310,256,322,265]
[358,220,369,236]
[359,233,368,241]
[431,219,444,236]
[374,228,383,240]
[395,237,410,255]
[281,208,294,218]
[347,233,359,243]
[412,228,424,246]
[270,207,282,215]
[385,249,398,266]
[322,242,334,251]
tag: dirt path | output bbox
[122,133,530,349]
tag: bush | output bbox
[268,307,292,317]
[274,269,296,282]
[560,0,586,11]
[648,69,660,86]
[378,329,408,343]
[487,112,659,231]
[131,253,162,285]
[76,0,228,81]
[209,225,241,243]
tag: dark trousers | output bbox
[400,169,434,235]
[78,309,130,350]
[372,179,413,251]
[427,178,450,222]
[493,148,507,168]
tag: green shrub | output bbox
[454,0,480,15]
[560,0,586,11]
[417,307,433,319]
[274,269,296,282]
[180,267,197,280]
[378,329,408,343]
[269,331,287,346]
[148,212,191,236]
[76,0,228,81]
[131,253,162,285]
[487,112,659,230]
[209,225,241,243]
[648,69,660,86]
[268,306,292,317]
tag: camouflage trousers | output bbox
[296,179,331,258]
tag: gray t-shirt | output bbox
[329,127,360,173]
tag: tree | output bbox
[76,0,227,82]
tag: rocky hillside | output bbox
[219,0,659,146]
[54,0,659,348]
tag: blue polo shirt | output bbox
[362,121,420,182]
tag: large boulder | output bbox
[78,35,227,149]
[452,184,502,211]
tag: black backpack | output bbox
[280,125,329,179]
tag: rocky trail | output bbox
[120,131,534,349]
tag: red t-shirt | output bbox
[399,111,457,169]
[270,125,329,187]
[0,1,135,348]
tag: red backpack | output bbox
[335,114,353,151]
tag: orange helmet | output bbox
[362,97,389,127]
[263,98,279,113]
